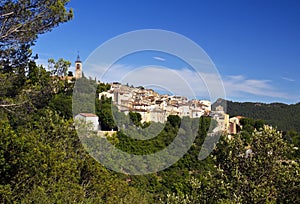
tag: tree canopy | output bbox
[0,0,73,112]
[0,0,73,48]
[164,125,300,203]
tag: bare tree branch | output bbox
[0,11,14,17]
[0,100,29,107]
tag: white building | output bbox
[114,91,133,105]
[178,104,190,117]
[149,110,166,123]
[75,113,99,131]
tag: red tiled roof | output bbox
[79,113,98,117]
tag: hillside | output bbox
[1,1,299,202]
[213,99,300,133]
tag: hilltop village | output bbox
[99,82,211,123]
[72,56,242,135]
[96,83,240,134]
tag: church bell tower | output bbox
[75,54,82,79]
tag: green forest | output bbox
[1,1,299,203]
[213,98,300,133]
[213,98,300,148]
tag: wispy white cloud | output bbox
[281,77,295,82]
[85,62,135,82]
[153,56,166,62]
[83,63,291,101]
[223,75,289,99]
[85,63,225,101]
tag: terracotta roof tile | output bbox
[79,113,98,117]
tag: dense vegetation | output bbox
[213,99,300,157]
[213,98,300,133]
[1,1,299,203]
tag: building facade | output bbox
[75,113,99,131]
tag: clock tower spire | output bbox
[75,52,82,79]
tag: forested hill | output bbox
[213,99,300,133]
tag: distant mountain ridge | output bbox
[212,99,300,133]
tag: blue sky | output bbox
[32,0,300,104]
